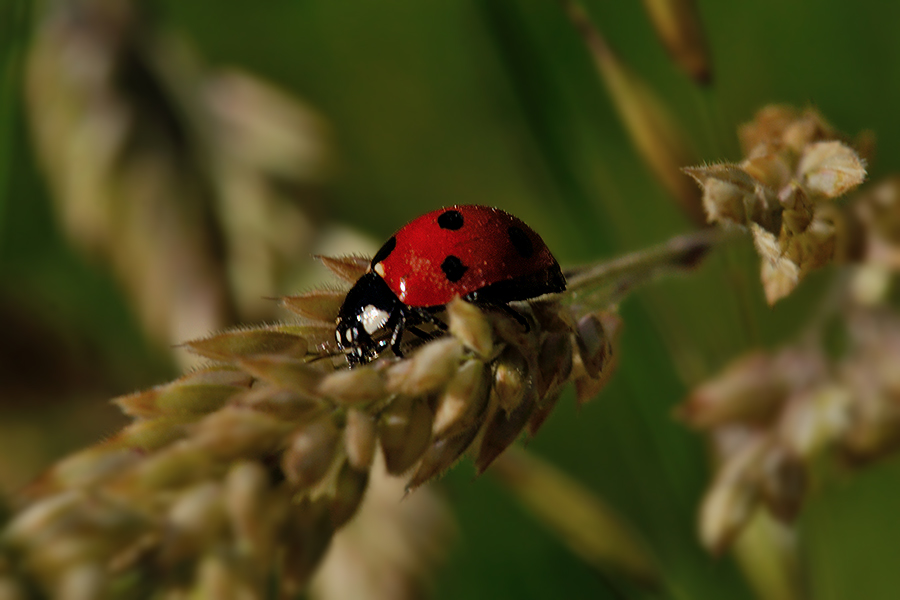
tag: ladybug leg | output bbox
[427,315,448,331]
[389,311,408,357]
[386,307,452,358]
[412,307,448,331]
[407,325,438,340]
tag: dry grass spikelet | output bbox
[640,0,712,85]
[24,0,333,364]
[560,0,705,225]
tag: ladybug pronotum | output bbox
[335,205,566,365]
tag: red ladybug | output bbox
[335,205,566,365]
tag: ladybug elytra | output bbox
[335,205,566,365]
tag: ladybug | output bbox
[335,205,566,365]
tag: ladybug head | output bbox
[335,272,404,366]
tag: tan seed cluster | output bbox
[685,106,868,304]
[679,306,900,553]
[0,254,619,598]
[25,0,332,364]
[852,177,900,271]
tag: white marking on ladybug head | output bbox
[374,262,385,277]
[361,304,390,335]
[335,329,343,343]
[345,328,354,343]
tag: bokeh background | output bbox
[3,1,900,598]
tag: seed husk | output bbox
[48,449,141,495]
[192,408,292,461]
[318,368,386,406]
[108,419,189,453]
[279,499,334,594]
[447,297,494,360]
[386,338,463,397]
[575,314,610,378]
[314,254,370,283]
[232,385,323,422]
[280,290,347,321]
[476,384,537,474]
[699,436,768,553]
[407,423,482,492]
[329,462,369,529]
[432,360,491,440]
[238,354,324,396]
[378,396,434,475]
[56,563,107,600]
[758,445,806,522]
[281,419,340,489]
[162,482,227,564]
[526,391,563,439]
[538,332,573,397]
[224,461,275,556]
[185,329,308,363]
[132,444,219,492]
[114,369,252,418]
[344,409,377,472]
[492,346,529,414]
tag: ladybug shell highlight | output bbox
[371,205,565,307]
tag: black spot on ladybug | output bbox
[508,226,533,258]
[437,210,464,230]
[371,236,397,266]
[440,255,468,282]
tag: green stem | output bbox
[562,227,741,316]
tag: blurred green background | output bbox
[3,1,900,599]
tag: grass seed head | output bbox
[687,105,869,304]
[684,304,900,551]
[1,248,631,596]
